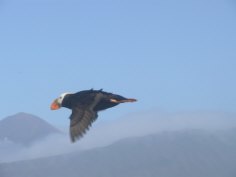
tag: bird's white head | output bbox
[50,92,71,110]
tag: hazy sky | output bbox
[0,0,236,127]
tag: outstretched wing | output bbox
[69,107,98,142]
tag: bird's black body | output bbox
[62,89,124,111]
[59,89,136,142]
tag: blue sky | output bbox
[0,0,236,127]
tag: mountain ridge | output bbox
[1,128,236,177]
[0,112,60,145]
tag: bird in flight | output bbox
[50,89,137,142]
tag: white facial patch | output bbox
[57,92,70,104]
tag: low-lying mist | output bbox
[1,110,235,163]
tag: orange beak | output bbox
[50,99,61,110]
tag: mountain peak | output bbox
[0,113,60,145]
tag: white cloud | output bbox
[78,110,236,149]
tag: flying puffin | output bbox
[50,89,137,142]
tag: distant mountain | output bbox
[0,112,60,145]
[1,129,236,177]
